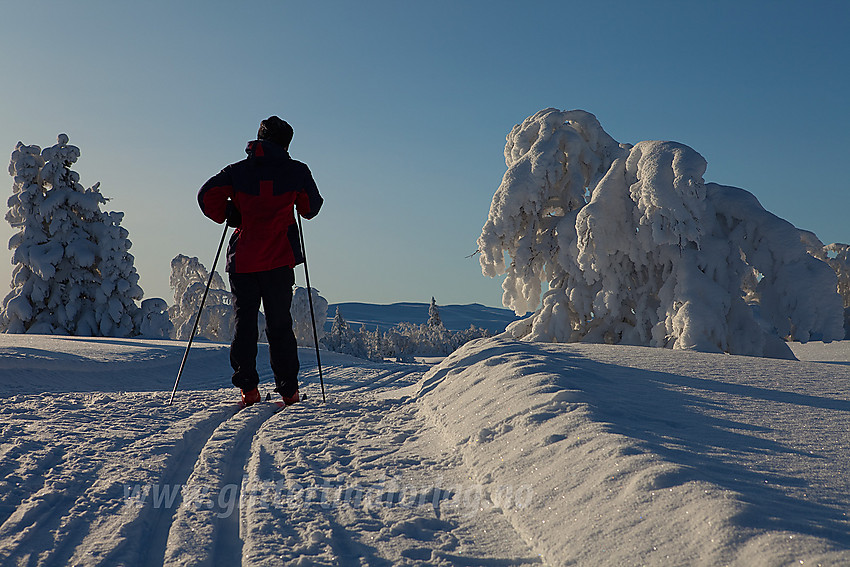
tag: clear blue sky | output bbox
[1,1,847,309]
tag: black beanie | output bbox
[258,116,293,148]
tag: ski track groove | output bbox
[238,364,541,566]
[1,358,540,566]
[62,401,239,566]
[133,403,241,567]
[161,400,282,567]
[0,395,240,566]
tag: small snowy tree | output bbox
[478,109,844,358]
[420,297,452,355]
[2,135,167,337]
[322,307,367,358]
[428,297,443,327]
[168,254,232,341]
[137,298,173,338]
[384,324,415,362]
[291,286,328,347]
[451,325,492,351]
[361,326,388,362]
[89,209,145,336]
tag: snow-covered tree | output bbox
[800,233,850,338]
[384,325,415,362]
[321,300,491,361]
[2,135,167,337]
[427,297,442,327]
[419,297,452,355]
[478,109,844,358]
[2,143,48,333]
[361,326,388,362]
[169,255,330,344]
[451,325,492,351]
[322,307,367,358]
[90,209,145,336]
[291,286,328,347]
[137,298,173,338]
[168,254,232,341]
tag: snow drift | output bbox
[417,337,850,565]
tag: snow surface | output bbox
[1,335,848,565]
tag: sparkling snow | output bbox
[0,335,848,565]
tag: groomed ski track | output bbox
[0,338,540,566]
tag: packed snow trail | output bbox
[236,365,540,566]
[0,336,540,566]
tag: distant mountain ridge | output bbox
[325,302,521,334]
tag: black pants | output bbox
[229,266,299,397]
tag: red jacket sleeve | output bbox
[198,167,235,224]
[295,165,323,220]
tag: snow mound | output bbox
[417,337,850,565]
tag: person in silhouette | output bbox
[199,116,323,406]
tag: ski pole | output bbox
[297,213,326,403]
[168,223,229,405]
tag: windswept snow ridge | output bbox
[418,337,850,565]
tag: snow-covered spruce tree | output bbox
[478,109,844,358]
[168,254,232,341]
[428,297,443,327]
[421,297,452,355]
[361,326,389,362]
[2,135,166,336]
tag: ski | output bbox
[236,399,285,411]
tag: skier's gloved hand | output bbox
[225,201,241,228]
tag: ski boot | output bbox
[241,387,261,407]
[281,389,300,406]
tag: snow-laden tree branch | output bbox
[478,109,844,358]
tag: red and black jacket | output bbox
[198,140,323,273]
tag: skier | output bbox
[198,116,323,407]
